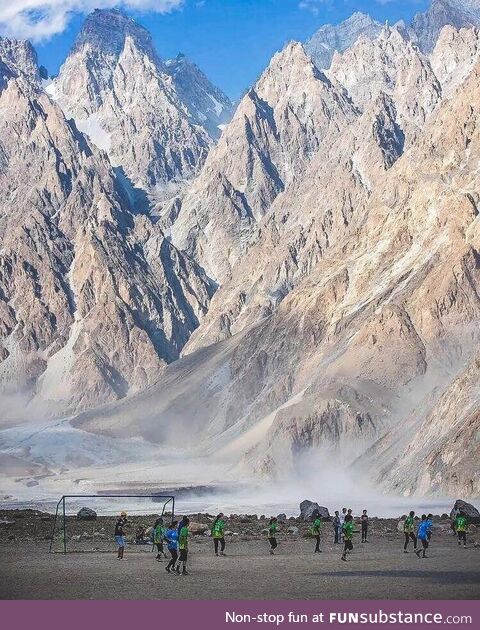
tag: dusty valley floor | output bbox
[0,510,479,600]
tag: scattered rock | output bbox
[0,519,15,526]
[40,516,51,521]
[76,507,97,521]
[80,532,93,540]
[8,534,15,541]
[276,513,287,523]
[287,526,299,535]
[397,520,404,532]
[299,500,330,522]
[189,522,209,535]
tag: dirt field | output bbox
[1,525,479,599]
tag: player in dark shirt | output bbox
[114,512,128,559]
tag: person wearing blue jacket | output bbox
[165,521,179,573]
[426,514,433,543]
[415,515,430,558]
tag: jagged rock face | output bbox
[0,39,214,413]
[47,9,212,195]
[0,38,40,83]
[168,43,358,282]
[431,25,480,95]
[82,31,480,497]
[412,0,480,53]
[328,28,441,144]
[305,0,480,71]
[165,54,233,139]
[305,12,383,70]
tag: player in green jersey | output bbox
[403,510,417,553]
[311,516,322,553]
[341,514,354,561]
[268,517,278,555]
[455,512,468,548]
[212,513,226,556]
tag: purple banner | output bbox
[0,600,478,629]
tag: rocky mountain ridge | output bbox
[46,9,232,198]
[0,5,479,499]
[305,0,480,69]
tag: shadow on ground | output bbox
[313,570,480,584]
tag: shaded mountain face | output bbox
[305,0,480,69]
[0,38,40,83]
[165,53,233,140]
[0,37,215,414]
[46,9,229,197]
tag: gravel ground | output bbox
[1,513,479,600]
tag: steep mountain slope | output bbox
[67,29,480,498]
[0,37,214,414]
[305,12,382,70]
[46,9,215,196]
[165,53,233,139]
[327,27,441,144]
[412,0,480,53]
[167,42,358,283]
[305,0,480,70]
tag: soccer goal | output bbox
[49,494,175,554]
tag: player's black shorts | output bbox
[179,548,188,561]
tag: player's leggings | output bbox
[361,523,368,542]
[404,532,417,549]
[343,539,353,553]
[269,537,277,550]
[166,549,178,569]
[214,537,226,553]
[458,531,467,544]
[156,541,164,554]
[314,534,320,552]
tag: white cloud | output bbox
[0,1,184,42]
[298,0,332,17]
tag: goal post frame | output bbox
[49,494,175,553]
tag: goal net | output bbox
[49,494,175,554]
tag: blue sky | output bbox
[7,0,430,100]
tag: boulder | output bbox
[76,507,97,521]
[189,522,209,535]
[299,500,330,522]
[397,520,404,532]
[450,500,480,524]
[276,513,287,523]
[287,526,299,535]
